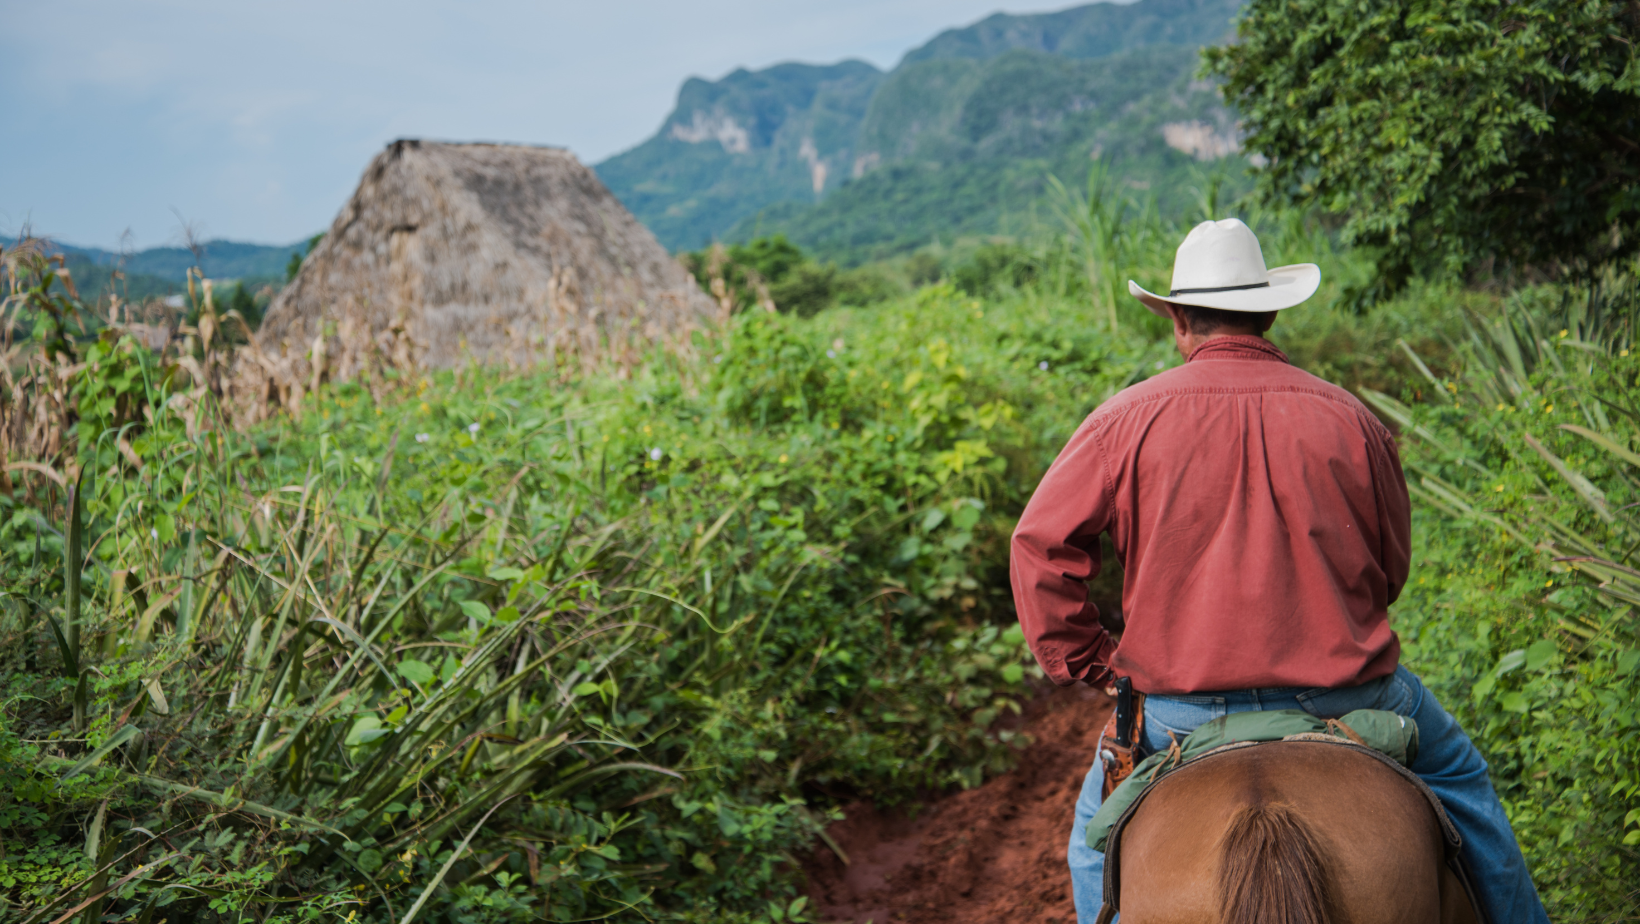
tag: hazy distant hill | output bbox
[58,239,303,282]
[45,239,304,303]
[596,0,1248,260]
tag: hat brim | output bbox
[1129,263,1321,318]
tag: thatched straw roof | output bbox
[251,140,714,391]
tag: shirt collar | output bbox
[1186,335,1290,364]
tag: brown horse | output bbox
[1111,741,1478,924]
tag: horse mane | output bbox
[1217,801,1333,924]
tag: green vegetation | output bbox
[2,238,1141,921]
[679,236,901,316]
[12,191,1634,917]
[1207,0,1640,299]
[1369,289,1640,917]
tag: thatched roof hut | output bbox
[250,140,714,393]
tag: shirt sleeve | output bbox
[1373,426,1413,604]
[1010,416,1119,687]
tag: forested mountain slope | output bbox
[596,0,1249,260]
[593,61,885,253]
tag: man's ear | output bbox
[1258,311,1277,334]
[1166,303,1190,338]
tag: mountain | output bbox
[57,239,304,283]
[901,0,1242,64]
[596,0,1249,260]
[733,43,1242,264]
[41,239,306,304]
[593,61,884,253]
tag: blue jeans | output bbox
[1068,665,1547,924]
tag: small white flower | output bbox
[415,432,430,443]
[1038,361,1050,371]
[713,355,724,364]
[649,447,663,461]
[467,422,480,435]
[150,528,158,540]
[826,349,836,358]
[1154,360,1165,370]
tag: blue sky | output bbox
[1,0,1070,249]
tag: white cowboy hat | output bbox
[1128,218,1320,317]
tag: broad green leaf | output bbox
[1618,650,1640,675]
[1497,649,1527,675]
[346,715,388,747]
[397,658,435,686]
[573,681,602,697]
[1000,663,1025,684]
[1525,640,1559,672]
[1471,673,1497,700]
[459,600,491,623]
[487,566,525,581]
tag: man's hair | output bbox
[1173,303,1276,335]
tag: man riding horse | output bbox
[1010,219,1547,923]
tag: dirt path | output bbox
[804,686,1112,924]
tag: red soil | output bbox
[804,685,1112,924]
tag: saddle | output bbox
[1092,734,1487,924]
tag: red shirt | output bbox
[1010,336,1410,694]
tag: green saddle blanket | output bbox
[1087,708,1419,851]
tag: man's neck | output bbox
[1175,329,1264,359]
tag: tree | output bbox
[1205,0,1640,299]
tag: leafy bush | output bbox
[1366,299,1640,918]
[6,266,1161,920]
[952,242,1039,296]
[830,264,902,309]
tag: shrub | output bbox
[1366,301,1640,918]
